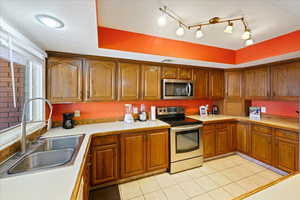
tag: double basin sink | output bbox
[0,134,84,177]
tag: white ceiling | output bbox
[1,0,300,68]
[98,0,300,49]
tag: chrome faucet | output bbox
[21,98,53,154]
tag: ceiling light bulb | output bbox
[242,29,251,40]
[35,14,64,28]
[158,13,166,26]
[196,28,203,38]
[224,22,233,34]
[245,38,254,46]
[176,26,184,36]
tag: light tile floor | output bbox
[118,155,283,200]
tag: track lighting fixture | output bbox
[242,29,251,40]
[196,27,203,38]
[176,24,185,36]
[158,6,254,46]
[224,21,233,33]
[245,37,254,46]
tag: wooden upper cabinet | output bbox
[225,71,243,99]
[178,67,193,80]
[120,132,147,178]
[146,130,169,171]
[209,70,224,99]
[271,62,300,100]
[193,69,209,99]
[84,59,116,101]
[161,66,178,79]
[244,66,269,99]
[141,65,161,100]
[47,57,82,103]
[118,62,140,101]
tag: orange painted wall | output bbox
[236,30,300,64]
[252,100,299,118]
[52,99,212,122]
[98,27,235,64]
[98,26,300,65]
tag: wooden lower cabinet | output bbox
[236,123,251,155]
[251,129,272,165]
[203,127,216,158]
[120,133,147,178]
[275,129,299,172]
[91,144,118,185]
[147,130,169,171]
[227,123,237,151]
[216,128,228,155]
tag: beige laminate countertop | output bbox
[0,120,169,200]
[188,115,299,132]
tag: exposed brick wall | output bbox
[0,58,25,131]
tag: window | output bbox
[0,18,46,146]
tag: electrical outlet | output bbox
[74,110,81,117]
[261,106,266,113]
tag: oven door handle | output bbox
[171,124,203,131]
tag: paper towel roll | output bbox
[150,106,156,120]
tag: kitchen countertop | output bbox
[188,115,299,132]
[0,120,169,200]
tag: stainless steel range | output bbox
[157,106,203,173]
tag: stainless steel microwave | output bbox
[162,79,195,99]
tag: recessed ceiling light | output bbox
[35,14,64,28]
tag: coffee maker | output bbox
[63,112,75,129]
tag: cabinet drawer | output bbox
[92,135,118,146]
[203,124,215,131]
[215,123,227,130]
[276,129,298,141]
[252,125,272,134]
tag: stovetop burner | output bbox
[157,106,202,127]
[159,117,202,127]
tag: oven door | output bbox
[162,79,194,99]
[170,125,203,162]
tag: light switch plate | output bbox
[261,106,266,113]
[74,110,81,117]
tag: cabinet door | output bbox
[244,67,269,99]
[203,129,216,158]
[47,57,82,102]
[227,123,237,151]
[225,71,242,99]
[161,66,178,79]
[216,128,228,155]
[91,145,118,185]
[271,62,300,100]
[209,70,224,99]
[252,132,272,164]
[193,69,209,99]
[121,133,147,178]
[85,59,116,101]
[118,63,140,100]
[236,123,251,155]
[178,68,192,80]
[147,130,169,171]
[276,138,299,172]
[142,65,161,100]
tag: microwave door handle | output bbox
[187,83,191,96]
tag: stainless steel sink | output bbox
[0,134,85,178]
[36,135,83,151]
[8,148,74,174]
